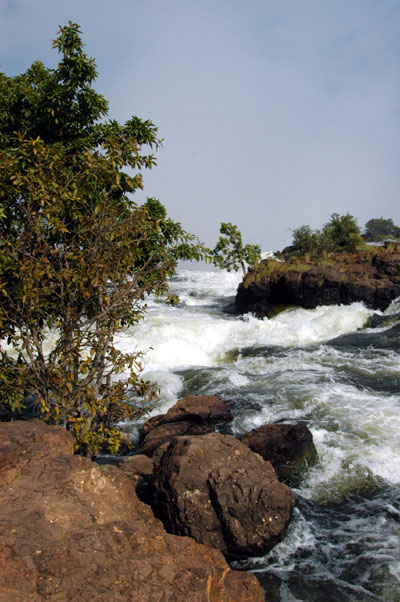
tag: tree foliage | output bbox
[364,217,400,241]
[212,222,261,275]
[291,225,322,255]
[291,213,362,256]
[322,213,362,252]
[0,23,204,455]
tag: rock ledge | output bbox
[236,245,400,317]
[0,419,264,602]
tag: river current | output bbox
[116,266,400,602]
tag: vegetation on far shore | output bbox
[285,214,400,258]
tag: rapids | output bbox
[120,267,400,601]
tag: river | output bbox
[117,265,400,601]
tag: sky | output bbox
[1,0,400,252]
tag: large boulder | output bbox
[138,394,233,457]
[236,245,400,317]
[0,420,264,602]
[151,432,294,558]
[241,423,318,485]
[141,394,233,439]
[139,420,213,457]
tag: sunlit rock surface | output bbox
[0,420,264,602]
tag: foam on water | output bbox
[116,270,400,493]
[299,384,400,499]
[228,346,400,497]
[120,298,373,373]
[136,266,400,600]
[384,297,400,316]
[169,268,242,305]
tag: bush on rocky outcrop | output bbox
[291,213,363,256]
[364,217,400,241]
[211,222,261,275]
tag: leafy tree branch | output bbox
[0,22,205,455]
[212,222,261,275]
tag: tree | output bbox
[291,225,322,255]
[212,222,261,275]
[291,213,362,255]
[0,23,204,455]
[322,213,362,252]
[364,217,400,241]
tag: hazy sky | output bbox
[1,0,400,251]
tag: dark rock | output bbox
[241,423,318,485]
[208,466,294,556]
[0,420,264,601]
[141,394,233,440]
[236,246,400,317]
[139,420,212,456]
[151,432,294,558]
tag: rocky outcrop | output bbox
[139,420,213,457]
[151,432,294,558]
[241,423,318,485]
[138,394,233,456]
[141,394,233,437]
[236,245,400,317]
[0,420,264,601]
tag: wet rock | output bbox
[241,423,318,485]
[151,432,294,558]
[141,394,233,439]
[0,420,264,601]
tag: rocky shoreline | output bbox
[4,245,393,600]
[0,396,317,601]
[236,243,400,317]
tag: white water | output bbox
[117,266,400,601]
[116,269,375,412]
[124,269,400,487]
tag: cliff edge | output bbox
[236,243,400,317]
